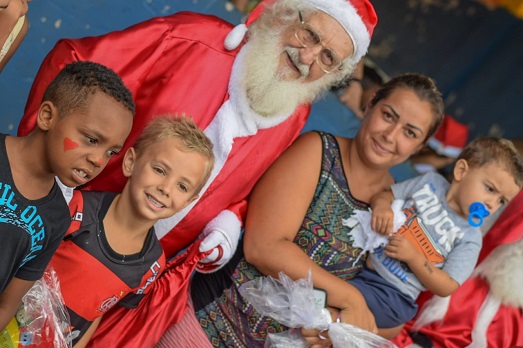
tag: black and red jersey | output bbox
[49,191,165,345]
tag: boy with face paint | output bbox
[0,61,134,332]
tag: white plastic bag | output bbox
[0,267,71,347]
[329,322,397,348]
[239,271,398,348]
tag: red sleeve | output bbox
[18,15,170,136]
[226,200,248,225]
[18,12,237,194]
[18,39,78,136]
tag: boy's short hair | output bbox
[134,115,215,195]
[42,61,135,117]
[457,137,523,188]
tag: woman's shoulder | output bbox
[286,131,324,155]
[299,131,352,150]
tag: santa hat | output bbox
[224,0,378,63]
[427,115,469,158]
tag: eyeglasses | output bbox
[294,11,342,74]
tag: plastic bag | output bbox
[264,328,308,348]
[238,271,331,331]
[0,267,71,348]
[238,271,398,348]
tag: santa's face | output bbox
[277,10,354,83]
[243,10,353,117]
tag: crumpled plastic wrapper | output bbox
[343,199,406,264]
[239,271,398,348]
[0,267,72,347]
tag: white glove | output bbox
[197,210,241,273]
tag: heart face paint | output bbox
[63,137,79,151]
[96,158,104,166]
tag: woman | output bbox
[156,73,445,348]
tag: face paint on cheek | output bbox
[96,158,104,166]
[63,138,79,151]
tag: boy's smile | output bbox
[121,137,208,222]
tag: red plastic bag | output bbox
[87,241,209,348]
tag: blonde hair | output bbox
[457,136,523,188]
[134,115,215,194]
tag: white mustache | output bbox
[285,47,310,77]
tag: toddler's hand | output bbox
[371,205,394,235]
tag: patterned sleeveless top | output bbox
[192,132,369,347]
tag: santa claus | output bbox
[17,0,377,346]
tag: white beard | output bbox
[242,30,336,117]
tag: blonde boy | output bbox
[48,116,214,347]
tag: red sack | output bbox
[87,240,209,348]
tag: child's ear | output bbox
[452,159,469,182]
[122,147,137,178]
[36,101,59,131]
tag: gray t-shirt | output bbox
[369,172,482,300]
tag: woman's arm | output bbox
[244,132,377,333]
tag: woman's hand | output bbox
[301,307,339,348]
[301,304,378,347]
[302,327,332,348]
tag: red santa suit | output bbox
[17,10,311,346]
[18,0,378,345]
[391,189,523,348]
[18,11,310,259]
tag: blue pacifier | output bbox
[468,202,490,227]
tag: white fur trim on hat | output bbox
[225,23,248,51]
[303,0,371,62]
[223,0,372,62]
[428,138,463,158]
